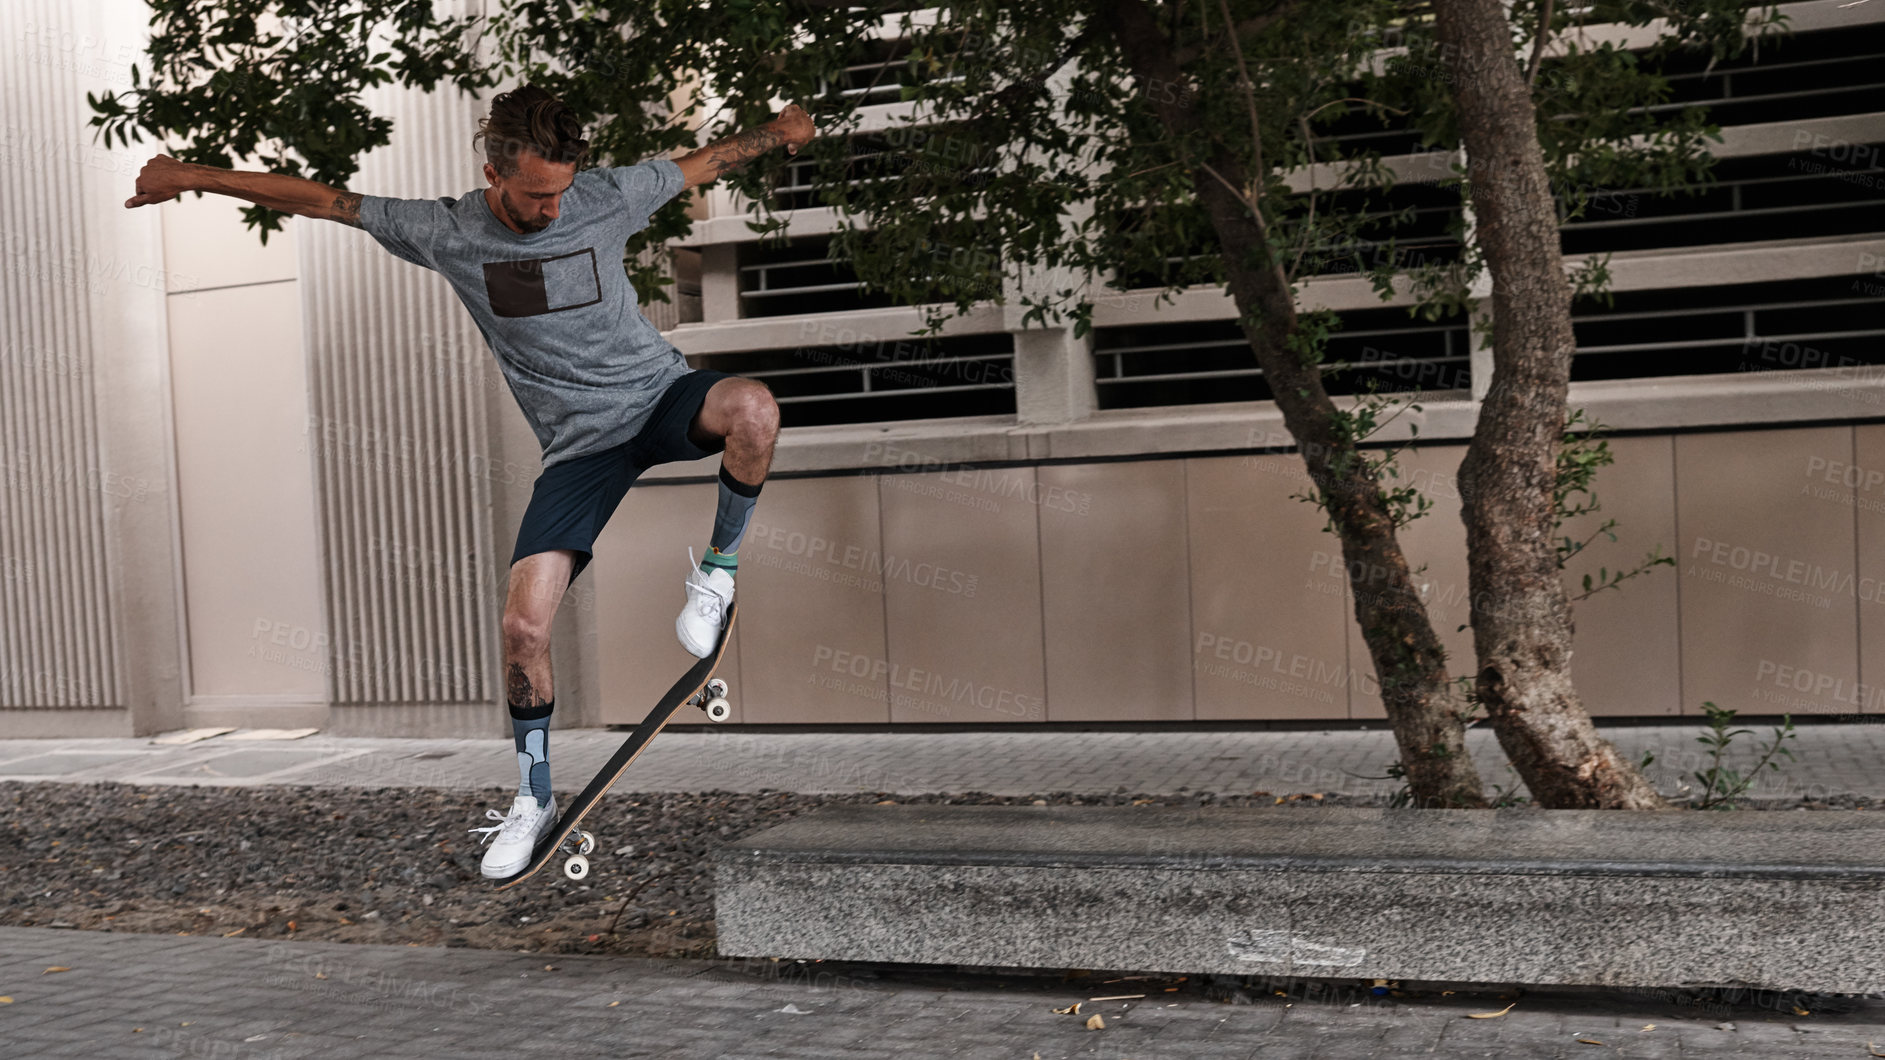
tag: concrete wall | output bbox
[596,422,1885,723]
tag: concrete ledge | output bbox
[714,805,1885,993]
[638,364,1885,482]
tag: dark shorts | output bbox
[509,369,735,585]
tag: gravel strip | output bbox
[0,783,1359,958]
[3,782,1875,961]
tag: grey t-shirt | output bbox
[357,157,691,469]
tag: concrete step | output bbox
[714,804,1885,993]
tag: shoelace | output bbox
[684,547,731,620]
[468,803,540,846]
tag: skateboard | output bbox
[493,602,737,890]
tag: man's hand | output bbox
[677,105,818,188]
[773,104,815,155]
[125,154,194,208]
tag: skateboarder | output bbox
[126,85,815,877]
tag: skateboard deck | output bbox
[493,602,736,891]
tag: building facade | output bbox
[1,0,1881,737]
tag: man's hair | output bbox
[474,85,590,177]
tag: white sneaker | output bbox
[470,793,557,879]
[677,547,734,658]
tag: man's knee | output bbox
[726,380,779,442]
[501,610,551,660]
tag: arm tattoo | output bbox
[328,191,363,228]
[704,125,785,179]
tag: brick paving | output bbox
[0,720,1869,802]
[3,722,1877,1056]
[3,926,1880,1058]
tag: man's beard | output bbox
[501,189,551,233]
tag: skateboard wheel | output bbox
[707,678,728,698]
[563,854,589,881]
[576,831,596,856]
[704,697,732,723]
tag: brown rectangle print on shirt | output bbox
[482,248,603,318]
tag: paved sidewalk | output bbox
[0,721,1872,802]
[2,926,1879,1059]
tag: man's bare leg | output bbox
[678,378,779,656]
[502,549,575,803]
[475,548,577,876]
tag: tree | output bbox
[89,0,489,243]
[92,0,1766,807]
[1380,0,1775,807]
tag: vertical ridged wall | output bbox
[0,0,119,709]
[299,81,496,706]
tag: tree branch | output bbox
[1526,0,1555,90]
[1172,0,1303,67]
[1196,160,1259,217]
[1287,113,1318,282]
[960,22,1105,130]
[1215,0,1266,205]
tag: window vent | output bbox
[813,34,931,110]
[693,331,1016,428]
[1093,304,1470,410]
[739,234,1000,319]
[1561,150,1884,255]
[1651,22,1885,127]
[1573,273,1885,383]
[771,123,999,214]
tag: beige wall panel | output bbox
[1344,444,1474,720]
[166,283,325,698]
[880,468,1046,724]
[1039,460,1190,721]
[161,193,298,293]
[1846,424,1885,716]
[1677,427,1858,716]
[1560,434,1683,716]
[734,475,889,723]
[592,481,741,725]
[1187,454,1354,721]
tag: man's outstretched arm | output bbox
[126,154,365,226]
[673,103,816,190]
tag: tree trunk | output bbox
[1432,0,1668,809]
[1102,0,1487,808]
